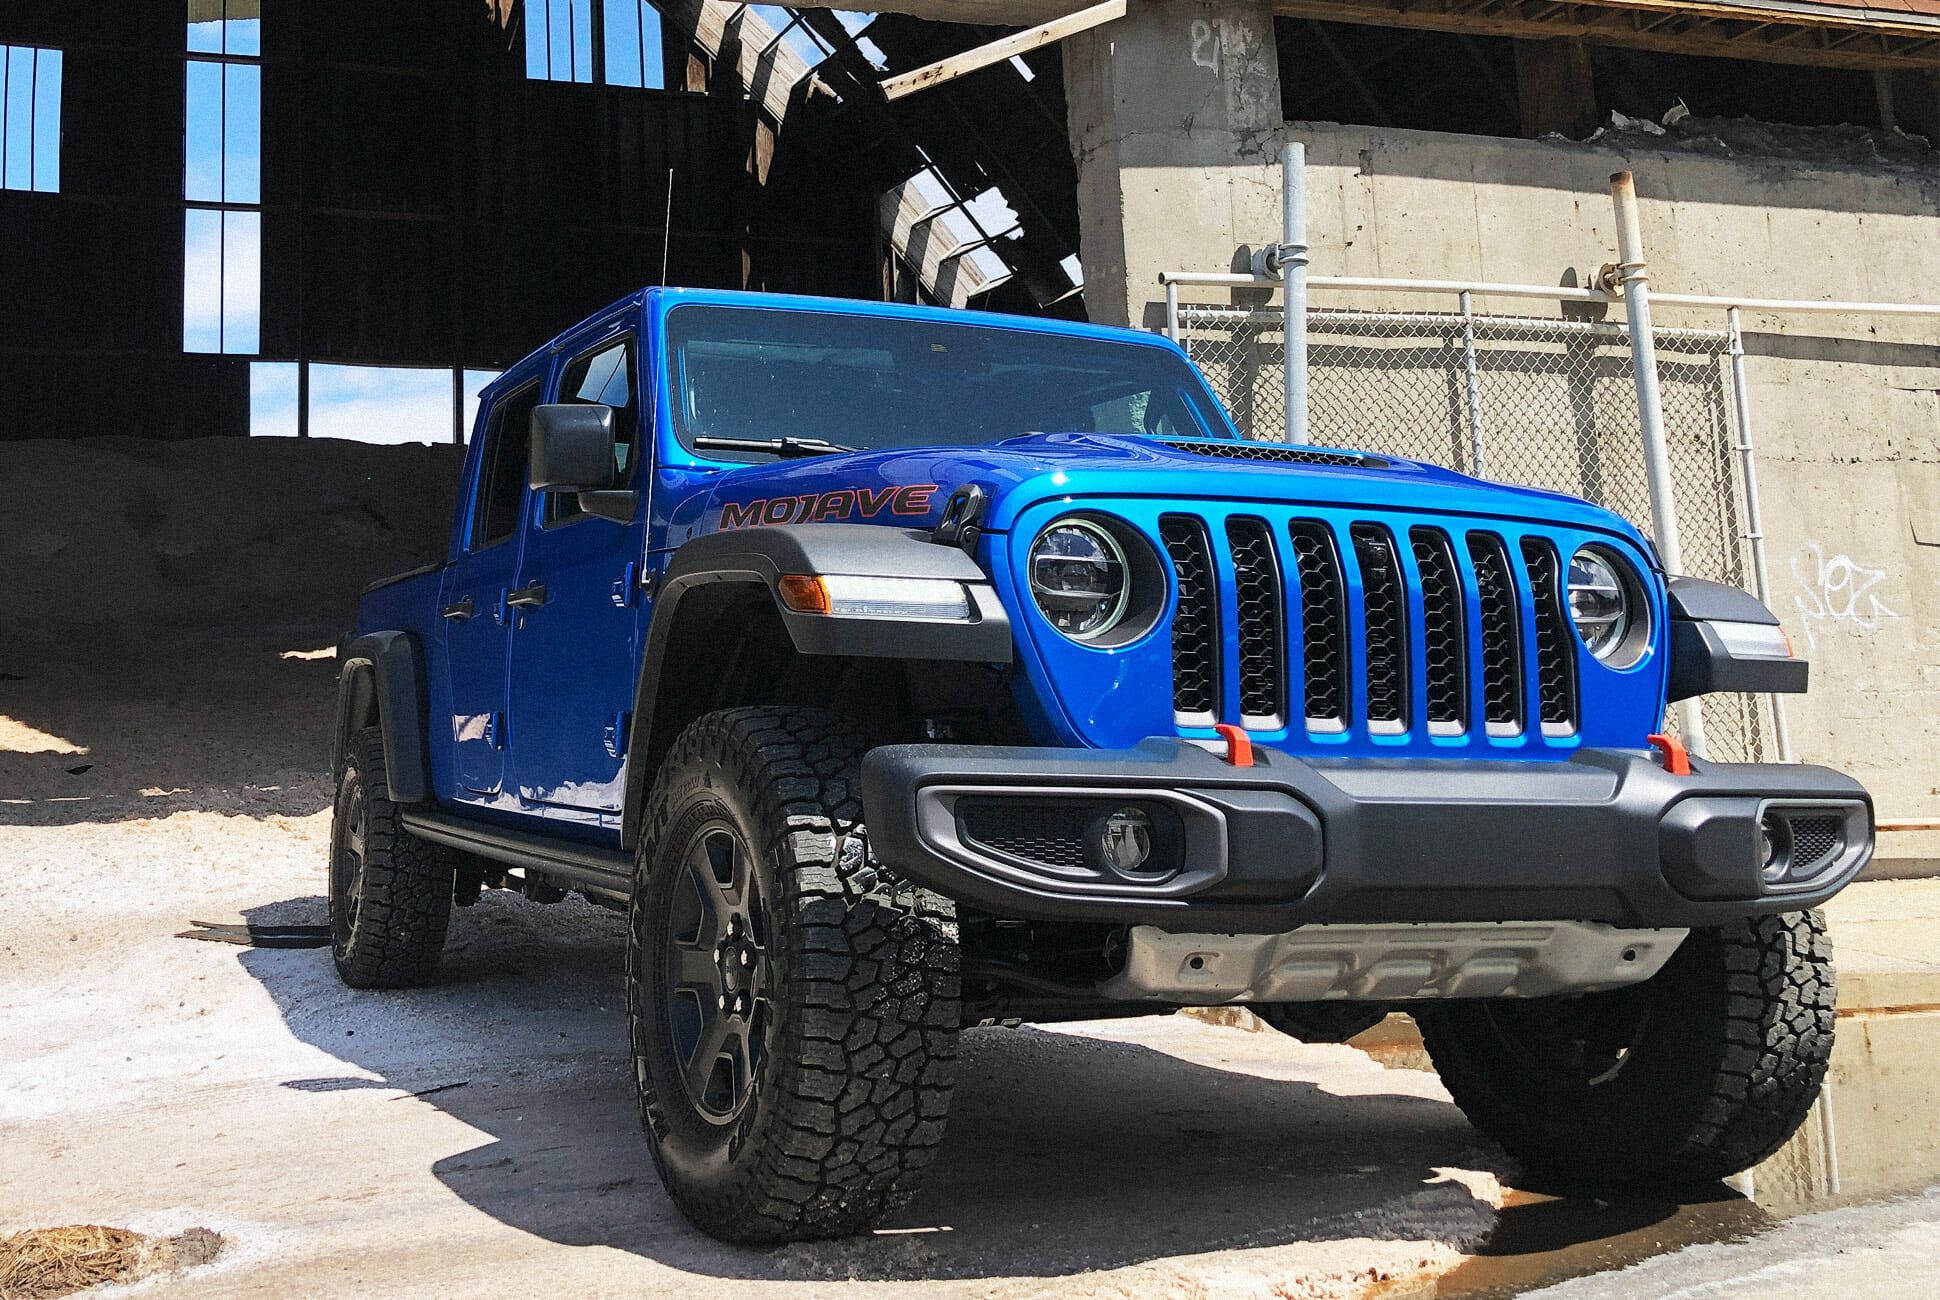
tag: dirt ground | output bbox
[0,628,1518,1299]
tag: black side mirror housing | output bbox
[530,403,619,492]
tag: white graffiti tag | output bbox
[1790,541,1898,650]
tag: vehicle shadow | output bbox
[232,891,1508,1283]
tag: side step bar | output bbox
[398,809,633,903]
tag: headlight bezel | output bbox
[1566,544,1652,669]
[1027,514,1165,648]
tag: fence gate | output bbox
[1176,302,1774,763]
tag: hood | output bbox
[663,433,1654,555]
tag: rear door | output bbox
[442,379,542,797]
[504,329,647,819]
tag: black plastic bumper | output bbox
[859,740,1874,933]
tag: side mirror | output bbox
[530,403,618,493]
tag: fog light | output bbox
[1759,813,1789,882]
[1095,807,1154,873]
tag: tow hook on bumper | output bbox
[859,739,1874,934]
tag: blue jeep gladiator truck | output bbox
[334,287,1872,1243]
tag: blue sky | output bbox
[527,0,664,88]
[1,45,62,193]
[252,364,500,443]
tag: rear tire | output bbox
[1415,911,1834,1186]
[627,707,960,1244]
[328,727,455,989]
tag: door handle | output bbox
[506,583,549,609]
[441,596,475,621]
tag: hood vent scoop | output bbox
[1155,439,1386,470]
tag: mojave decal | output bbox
[718,484,940,530]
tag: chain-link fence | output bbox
[1174,300,1773,762]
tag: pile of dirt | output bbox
[0,437,463,655]
[1580,108,1938,168]
[0,1225,223,1298]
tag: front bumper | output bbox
[859,740,1873,933]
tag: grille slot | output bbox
[1521,539,1578,733]
[958,800,1090,871]
[1467,533,1524,734]
[1787,815,1844,875]
[1160,515,1218,723]
[1288,521,1348,729]
[1158,439,1383,468]
[1410,528,1467,734]
[1351,524,1408,733]
[1226,517,1286,724]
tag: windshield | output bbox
[666,304,1231,461]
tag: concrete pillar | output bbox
[1063,0,1284,329]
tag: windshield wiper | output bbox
[693,435,857,459]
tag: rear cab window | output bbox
[469,381,543,551]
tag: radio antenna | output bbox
[660,167,675,286]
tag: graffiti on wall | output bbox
[1791,541,1898,650]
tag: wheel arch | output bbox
[618,524,1017,851]
[335,630,432,804]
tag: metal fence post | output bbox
[1164,278,1180,343]
[1282,142,1310,445]
[1459,289,1486,478]
[1610,171,1709,756]
[1727,306,1794,762]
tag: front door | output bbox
[505,331,647,819]
[444,379,542,797]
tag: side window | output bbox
[470,381,542,550]
[545,334,640,526]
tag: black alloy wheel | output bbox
[663,823,774,1124]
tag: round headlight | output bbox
[1030,519,1129,642]
[1567,547,1635,661]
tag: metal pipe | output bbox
[1282,141,1310,445]
[1459,289,1486,479]
[1164,278,1180,343]
[1157,270,1940,319]
[1653,292,1940,318]
[1611,170,1707,756]
[1161,270,1615,303]
[1727,307,1794,763]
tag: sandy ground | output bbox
[1,634,1515,1299]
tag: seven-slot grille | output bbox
[1158,513,1581,740]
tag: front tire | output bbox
[627,707,960,1244]
[328,727,455,988]
[1415,911,1834,1186]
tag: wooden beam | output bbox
[879,0,1126,101]
[1514,36,1599,137]
[1271,0,1940,70]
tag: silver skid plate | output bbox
[1100,922,1688,1004]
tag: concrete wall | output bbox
[1066,1,1940,829]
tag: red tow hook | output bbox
[1212,724,1255,768]
[1647,732,1692,776]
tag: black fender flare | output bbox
[1664,575,1809,702]
[335,630,432,804]
[619,524,1013,848]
